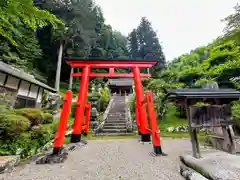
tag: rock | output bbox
[94,122,105,133]
[166,127,174,132]
[0,156,20,174]
[90,121,99,129]
[44,93,61,111]
[126,120,133,132]
[180,151,240,180]
[180,162,209,180]
[36,147,68,165]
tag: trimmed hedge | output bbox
[0,113,30,139]
[42,113,54,124]
[0,106,56,157]
[14,108,44,126]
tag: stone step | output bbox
[107,118,126,121]
[107,117,125,119]
[103,125,126,129]
[94,132,134,136]
[106,121,126,123]
[107,117,126,121]
[104,122,126,126]
[107,114,125,116]
[106,118,125,121]
[109,111,125,113]
[108,113,125,115]
[106,121,126,124]
[105,119,126,123]
[102,129,127,133]
[108,114,125,116]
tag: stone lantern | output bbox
[89,84,99,128]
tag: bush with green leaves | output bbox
[31,125,53,146]
[0,125,52,158]
[97,87,111,112]
[0,133,33,157]
[42,108,54,115]
[232,100,240,121]
[0,93,14,109]
[71,103,76,118]
[14,108,44,126]
[0,113,30,140]
[42,113,54,124]
[0,104,58,157]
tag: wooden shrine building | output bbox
[106,78,133,95]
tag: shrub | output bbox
[0,133,32,156]
[51,119,59,133]
[175,104,187,119]
[15,108,44,126]
[71,103,76,117]
[42,108,54,115]
[0,113,30,139]
[232,100,240,121]
[97,87,111,112]
[42,113,54,124]
[0,132,41,158]
[0,93,14,108]
[31,125,53,146]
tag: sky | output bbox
[95,0,239,61]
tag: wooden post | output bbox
[193,128,201,157]
[69,67,73,90]
[222,125,235,153]
[186,99,200,158]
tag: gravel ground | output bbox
[1,138,191,180]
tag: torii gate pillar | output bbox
[133,66,151,141]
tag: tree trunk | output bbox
[55,42,63,92]
[69,67,73,90]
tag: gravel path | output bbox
[2,138,191,180]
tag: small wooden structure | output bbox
[165,88,240,158]
[106,78,133,95]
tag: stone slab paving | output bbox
[1,138,192,180]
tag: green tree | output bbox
[127,17,166,73]
[137,17,166,69]
[0,0,63,45]
[128,29,139,59]
[223,3,240,42]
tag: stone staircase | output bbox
[96,95,133,136]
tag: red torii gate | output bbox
[67,58,154,142]
[52,58,165,157]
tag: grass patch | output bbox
[159,103,187,130]
[158,103,188,138]
[158,103,208,142]
[63,131,136,144]
[161,131,206,142]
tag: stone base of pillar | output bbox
[141,134,151,142]
[70,134,81,143]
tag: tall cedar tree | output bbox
[128,17,166,72]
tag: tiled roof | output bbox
[0,61,57,92]
[166,88,240,99]
[107,78,133,86]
